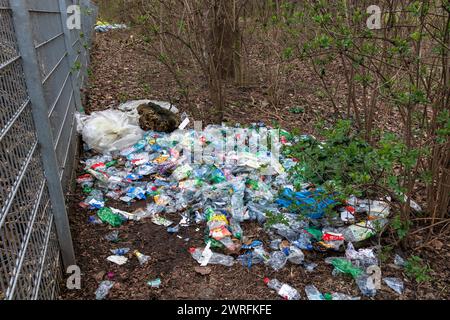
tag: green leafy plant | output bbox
[392,215,412,239]
[289,107,305,114]
[265,211,289,229]
[71,61,82,72]
[378,245,394,263]
[405,255,433,283]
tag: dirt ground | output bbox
[60,29,450,300]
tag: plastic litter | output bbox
[331,258,364,278]
[287,246,305,264]
[80,189,104,209]
[76,109,144,154]
[88,215,103,225]
[110,248,130,256]
[75,115,400,297]
[268,251,288,271]
[189,246,234,267]
[355,274,377,297]
[107,255,128,265]
[152,215,173,227]
[105,230,120,242]
[264,278,301,300]
[304,285,325,300]
[95,281,115,300]
[98,207,124,227]
[134,250,150,265]
[330,292,361,300]
[95,22,127,33]
[147,278,162,288]
[345,243,378,268]
[276,187,336,219]
[383,277,404,294]
[342,219,388,243]
[303,262,318,272]
[394,254,406,267]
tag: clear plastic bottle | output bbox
[264,278,301,300]
[355,274,377,297]
[383,277,404,295]
[95,280,114,300]
[134,250,150,265]
[331,292,361,300]
[253,246,271,264]
[304,285,325,300]
[268,251,287,271]
[287,246,305,264]
[189,247,234,267]
[229,218,243,239]
[292,232,313,251]
[110,248,130,256]
[81,189,105,209]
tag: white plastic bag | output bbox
[76,109,144,154]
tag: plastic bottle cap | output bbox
[346,206,355,213]
[188,247,196,254]
[263,277,270,284]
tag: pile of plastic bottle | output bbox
[77,122,404,300]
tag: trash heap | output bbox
[76,104,405,300]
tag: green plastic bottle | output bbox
[331,258,364,278]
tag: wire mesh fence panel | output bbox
[0,0,97,300]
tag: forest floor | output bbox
[60,29,450,300]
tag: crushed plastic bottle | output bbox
[304,285,325,300]
[268,251,287,271]
[331,258,364,278]
[147,278,162,288]
[80,189,105,209]
[88,215,103,225]
[95,280,115,300]
[287,246,305,264]
[292,232,313,251]
[303,262,318,272]
[134,250,150,265]
[269,239,282,250]
[110,248,130,256]
[394,254,406,267]
[264,278,301,300]
[105,230,120,242]
[345,242,378,268]
[189,246,234,267]
[383,277,404,294]
[331,292,361,300]
[355,274,377,297]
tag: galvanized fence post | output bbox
[80,0,94,75]
[10,0,76,268]
[58,0,83,112]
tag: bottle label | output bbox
[200,242,213,266]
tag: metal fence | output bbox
[0,0,97,300]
